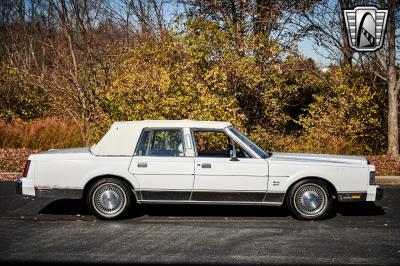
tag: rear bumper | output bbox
[15,179,22,194]
[375,186,384,200]
[34,187,83,199]
[16,178,82,199]
[15,178,35,196]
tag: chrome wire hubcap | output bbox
[294,184,327,217]
[93,183,126,216]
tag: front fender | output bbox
[285,170,336,191]
[268,169,337,193]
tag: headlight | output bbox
[369,171,376,185]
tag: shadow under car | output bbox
[39,199,385,218]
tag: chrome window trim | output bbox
[133,127,186,157]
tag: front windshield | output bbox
[228,126,270,158]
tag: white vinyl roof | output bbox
[113,120,231,129]
[91,120,232,156]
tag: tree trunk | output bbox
[387,87,399,158]
[339,0,353,67]
[18,0,25,23]
[386,0,399,159]
[81,114,90,146]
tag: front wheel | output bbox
[286,179,334,220]
[87,178,133,220]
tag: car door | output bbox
[191,129,269,202]
[129,128,195,201]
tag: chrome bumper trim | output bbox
[34,187,83,199]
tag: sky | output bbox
[298,38,333,68]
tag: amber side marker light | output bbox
[22,160,31,177]
[352,194,361,199]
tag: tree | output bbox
[298,67,381,154]
[295,0,399,158]
[292,0,355,66]
[374,0,400,159]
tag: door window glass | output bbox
[136,129,184,157]
[193,130,250,158]
[228,127,269,158]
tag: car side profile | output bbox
[16,120,383,220]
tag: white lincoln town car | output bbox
[16,120,383,220]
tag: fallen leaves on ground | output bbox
[0,174,21,182]
[0,148,40,172]
[367,155,400,176]
[0,148,40,181]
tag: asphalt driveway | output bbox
[0,182,399,265]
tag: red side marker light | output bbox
[22,160,31,177]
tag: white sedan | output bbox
[16,120,383,220]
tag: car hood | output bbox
[268,152,368,165]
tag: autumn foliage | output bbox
[0,0,394,156]
[0,117,82,150]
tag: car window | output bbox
[193,130,250,158]
[136,129,184,157]
[228,126,270,158]
[235,142,251,158]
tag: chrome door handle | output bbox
[137,162,147,168]
[201,163,211,168]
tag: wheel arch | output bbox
[284,176,338,202]
[82,174,138,201]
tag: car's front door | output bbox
[191,129,269,202]
[129,128,194,201]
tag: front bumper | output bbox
[366,185,384,201]
[338,185,384,202]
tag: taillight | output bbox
[22,160,31,177]
[369,170,376,185]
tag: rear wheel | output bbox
[287,179,334,220]
[87,178,133,220]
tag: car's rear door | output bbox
[191,129,269,203]
[129,128,195,201]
